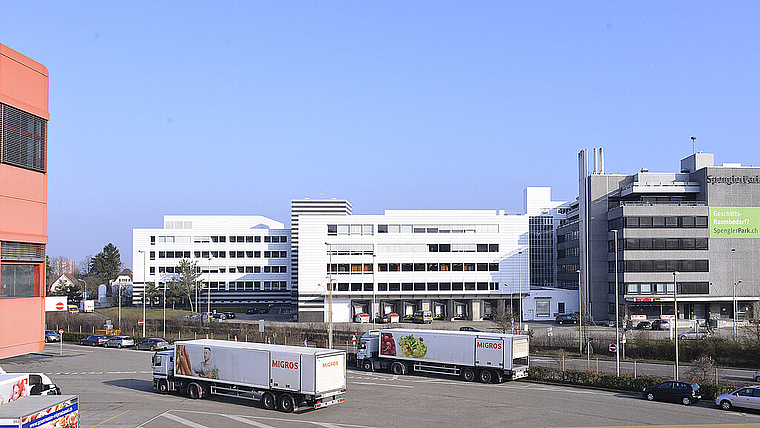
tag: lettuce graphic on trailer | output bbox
[398,334,427,358]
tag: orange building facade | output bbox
[0,43,49,359]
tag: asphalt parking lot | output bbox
[1,342,760,428]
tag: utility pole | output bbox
[613,229,620,376]
[326,242,333,349]
[673,271,680,381]
[577,269,582,356]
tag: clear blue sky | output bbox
[3,2,759,269]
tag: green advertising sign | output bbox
[710,207,760,238]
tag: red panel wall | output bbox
[0,43,49,360]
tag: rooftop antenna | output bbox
[318,190,325,199]
[691,136,696,154]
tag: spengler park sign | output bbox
[710,207,760,238]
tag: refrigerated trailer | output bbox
[0,395,78,427]
[357,329,529,383]
[152,339,346,412]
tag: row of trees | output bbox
[48,243,123,306]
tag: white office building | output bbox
[296,188,579,323]
[132,215,291,308]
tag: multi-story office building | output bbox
[55,258,76,275]
[296,188,578,323]
[291,199,352,317]
[0,44,49,359]
[133,216,291,308]
[576,148,760,322]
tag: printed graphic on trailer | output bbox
[0,376,29,405]
[174,343,270,386]
[20,400,78,428]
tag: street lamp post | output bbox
[162,280,166,338]
[326,242,333,349]
[372,253,377,329]
[207,257,212,326]
[138,250,146,338]
[613,229,620,376]
[673,271,680,381]
[77,278,87,304]
[577,269,582,355]
[731,248,737,340]
[518,250,523,331]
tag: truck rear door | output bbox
[475,337,505,368]
[315,352,345,396]
[270,352,301,391]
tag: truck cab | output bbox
[152,350,174,393]
[357,331,379,370]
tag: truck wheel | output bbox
[391,362,407,375]
[158,380,168,394]
[362,360,373,371]
[278,393,295,413]
[479,370,493,383]
[188,383,203,399]
[261,392,276,410]
[461,367,476,382]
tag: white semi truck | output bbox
[152,339,346,413]
[357,328,529,383]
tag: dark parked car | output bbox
[212,313,227,320]
[80,335,108,346]
[44,330,61,343]
[459,326,482,332]
[246,307,259,315]
[555,314,578,325]
[135,338,169,351]
[643,381,702,405]
[222,312,236,319]
[651,319,670,330]
[636,321,652,330]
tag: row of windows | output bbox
[152,250,287,259]
[621,282,709,295]
[559,263,580,274]
[328,282,500,292]
[151,235,288,244]
[609,260,709,273]
[200,281,287,291]
[557,230,579,243]
[608,216,708,230]
[608,238,708,251]
[1,104,47,173]
[325,243,501,255]
[326,262,500,273]
[558,247,580,258]
[327,224,500,236]
[152,265,288,274]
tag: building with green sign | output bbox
[567,149,760,325]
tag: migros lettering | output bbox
[322,360,340,368]
[272,360,299,370]
[476,341,502,350]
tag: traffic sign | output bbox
[351,335,357,346]
[55,302,64,311]
[138,319,144,326]
[58,329,63,334]
[621,333,627,344]
[609,344,617,352]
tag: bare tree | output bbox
[686,356,716,384]
[741,301,760,346]
[169,259,200,312]
[490,306,514,333]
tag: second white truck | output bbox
[152,339,346,412]
[357,328,529,383]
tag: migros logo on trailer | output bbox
[272,360,299,370]
[476,340,502,350]
[322,360,340,368]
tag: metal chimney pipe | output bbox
[600,147,605,174]
[593,148,598,174]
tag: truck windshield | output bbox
[357,341,367,350]
[152,354,162,366]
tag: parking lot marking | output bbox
[310,422,343,428]
[353,381,413,389]
[162,412,210,428]
[223,414,276,428]
[173,409,377,428]
[90,410,131,428]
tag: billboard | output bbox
[44,297,67,312]
[709,207,760,238]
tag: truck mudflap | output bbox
[510,366,529,380]
[314,394,345,409]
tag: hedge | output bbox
[527,366,736,400]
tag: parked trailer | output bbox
[0,372,59,403]
[357,329,529,383]
[152,339,346,412]
[0,395,78,427]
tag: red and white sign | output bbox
[351,335,357,346]
[59,329,64,334]
[45,296,68,312]
[609,344,617,352]
[622,333,627,344]
[138,319,144,326]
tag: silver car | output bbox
[755,370,760,382]
[105,336,135,348]
[716,385,760,411]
